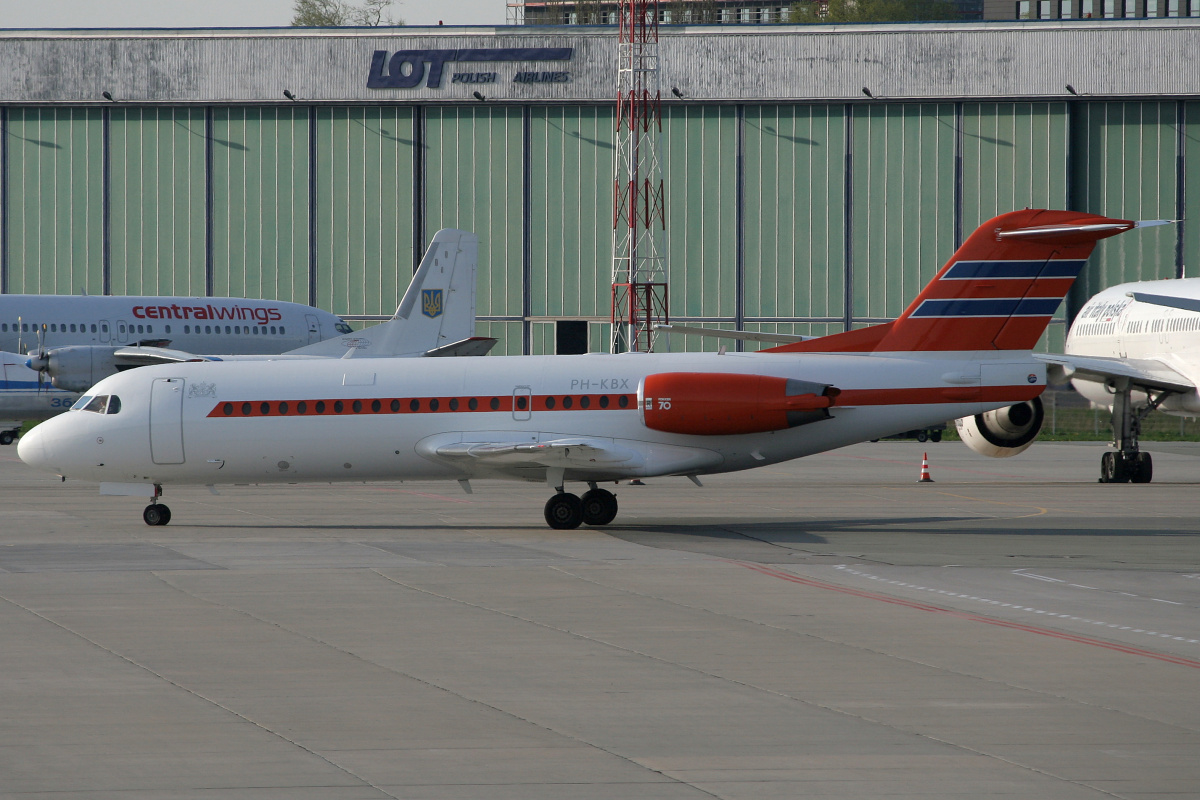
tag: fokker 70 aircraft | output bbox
[0,230,488,443]
[19,210,1153,528]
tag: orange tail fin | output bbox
[765,209,1135,354]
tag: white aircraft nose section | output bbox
[16,422,54,473]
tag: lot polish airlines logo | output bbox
[367,48,573,90]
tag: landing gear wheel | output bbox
[931,430,942,443]
[916,431,929,443]
[1100,452,1130,484]
[1131,451,1153,484]
[143,503,172,526]
[581,489,618,526]
[0,430,14,446]
[543,493,583,530]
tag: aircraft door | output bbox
[99,320,111,343]
[513,386,532,421]
[116,320,129,343]
[149,378,186,465]
[306,314,321,344]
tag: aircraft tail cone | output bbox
[918,453,934,483]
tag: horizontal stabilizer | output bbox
[654,324,811,345]
[1035,353,1195,394]
[423,337,499,357]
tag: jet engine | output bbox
[955,397,1044,458]
[27,346,122,392]
[640,372,838,436]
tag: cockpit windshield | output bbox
[74,394,122,414]
[335,320,354,334]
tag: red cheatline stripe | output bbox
[736,562,1200,669]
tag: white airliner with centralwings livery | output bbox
[18,210,1155,529]
[0,230,489,444]
[971,277,1200,484]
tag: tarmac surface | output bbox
[2,439,1199,799]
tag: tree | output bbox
[292,0,403,26]
[788,0,960,23]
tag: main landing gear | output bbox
[0,428,18,446]
[142,484,172,526]
[543,482,619,530]
[1099,382,1163,484]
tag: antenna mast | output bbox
[611,0,667,353]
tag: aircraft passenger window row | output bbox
[180,324,285,335]
[72,394,122,414]
[3,323,104,334]
[218,394,634,418]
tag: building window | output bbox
[1124,0,1137,15]
[1060,0,1073,16]
[1146,0,1159,13]
[1103,0,1115,16]
[779,6,791,20]
[1019,0,1032,15]
[1167,0,1179,14]
[1189,0,1198,15]
[1039,0,1053,16]
[1082,0,1094,14]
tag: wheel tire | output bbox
[0,431,14,446]
[931,430,942,443]
[1100,452,1116,483]
[1132,451,1153,484]
[581,489,618,526]
[916,431,928,443]
[543,493,583,530]
[143,504,171,526]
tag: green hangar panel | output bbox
[2,23,1200,354]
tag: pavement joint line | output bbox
[814,564,1200,654]
[0,580,402,800]
[553,563,1144,797]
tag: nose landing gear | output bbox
[142,484,172,526]
[543,482,619,530]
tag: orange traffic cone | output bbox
[918,452,934,483]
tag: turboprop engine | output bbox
[26,346,122,392]
[640,372,839,436]
[955,397,1044,458]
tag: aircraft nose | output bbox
[17,422,55,473]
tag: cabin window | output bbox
[100,324,106,333]
[225,326,231,334]
[234,326,240,334]
[280,326,286,334]
[0,324,6,332]
[205,326,212,334]
[271,326,277,335]
[164,325,170,334]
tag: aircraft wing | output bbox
[111,346,218,366]
[654,324,812,345]
[1035,353,1196,394]
[433,438,644,469]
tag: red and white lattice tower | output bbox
[611,0,668,353]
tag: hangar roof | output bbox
[1,22,1198,104]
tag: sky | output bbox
[0,0,507,29]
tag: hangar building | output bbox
[1,21,1199,354]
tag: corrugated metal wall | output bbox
[2,100,1199,356]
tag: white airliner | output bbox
[954,276,1200,484]
[17,210,1152,529]
[0,229,488,444]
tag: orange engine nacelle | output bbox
[640,373,839,436]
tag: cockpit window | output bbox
[107,396,122,414]
[71,395,93,411]
[335,321,354,334]
[83,395,109,414]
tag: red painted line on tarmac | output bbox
[737,562,1200,669]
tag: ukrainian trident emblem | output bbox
[421,289,444,318]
